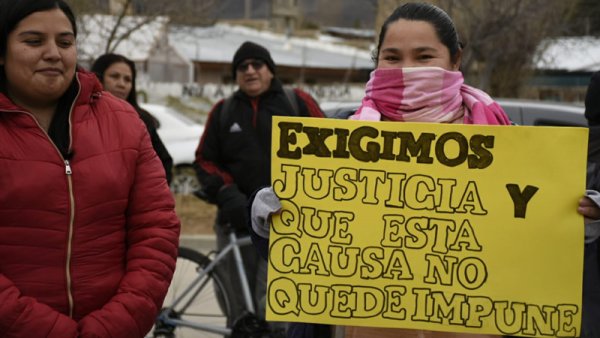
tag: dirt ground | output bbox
[173,194,217,234]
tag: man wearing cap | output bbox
[193,41,324,332]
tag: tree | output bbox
[569,0,600,36]
[440,0,579,97]
[374,0,579,97]
[130,0,220,26]
[71,0,219,60]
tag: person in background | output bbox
[0,1,180,337]
[249,2,600,338]
[581,70,600,337]
[193,41,324,333]
[91,53,173,184]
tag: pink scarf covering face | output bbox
[351,67,511,125]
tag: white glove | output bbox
[251,187,282,239]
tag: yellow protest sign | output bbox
[267,116,588,337]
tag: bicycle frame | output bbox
[157,232,255,335]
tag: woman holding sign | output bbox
[250,2,597,338]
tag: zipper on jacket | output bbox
[64,77,80,318]
[64,159,76,317]
[3,108,76,316]
[3,76,82,317]
[65,160,72,175]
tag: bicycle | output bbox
[153,224,274,338]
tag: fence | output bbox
[138,81,366,105]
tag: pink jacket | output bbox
[0,70,180,337]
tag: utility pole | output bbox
[245,0,252,19]
[271,0,300,35]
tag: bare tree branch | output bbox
[76,0,221,65]
[438,0,578,97]
[105,0,132,53]
[374,0,579,97]
[108,15,162,53]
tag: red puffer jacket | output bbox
[0,70,180,337]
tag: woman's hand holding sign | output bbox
[579,192,600,243]
[251,187,282,239]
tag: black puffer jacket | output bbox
[194,79,324,202]
[583,125,600,338]
[138,107,173,184]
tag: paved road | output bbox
[148,234,223,338]
[171,234,348,338]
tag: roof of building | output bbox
[536,36,600,72]
[77,14,598,75]
[168,24,375,70]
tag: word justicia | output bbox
[276,122,496,169]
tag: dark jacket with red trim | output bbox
[194,78,324,203]
[0,69,180,337]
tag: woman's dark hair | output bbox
[0,0,77,89]
[373,2,462,65]
[91,53,159,127]
[91,53,141,109]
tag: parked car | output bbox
[495,98,586,127]
[140,103,204,194]
[321,99,587,127]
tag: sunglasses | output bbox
[237,60,265,72]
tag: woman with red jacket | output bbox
[0,1,180,337]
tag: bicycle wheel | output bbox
[155,246,232,338]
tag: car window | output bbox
[533,119,585,127]
[496,99,586,127]
[520,106,587,127]
[497,104,522,125]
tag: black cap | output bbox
[586,71,600,126]
[232,41,276,79]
